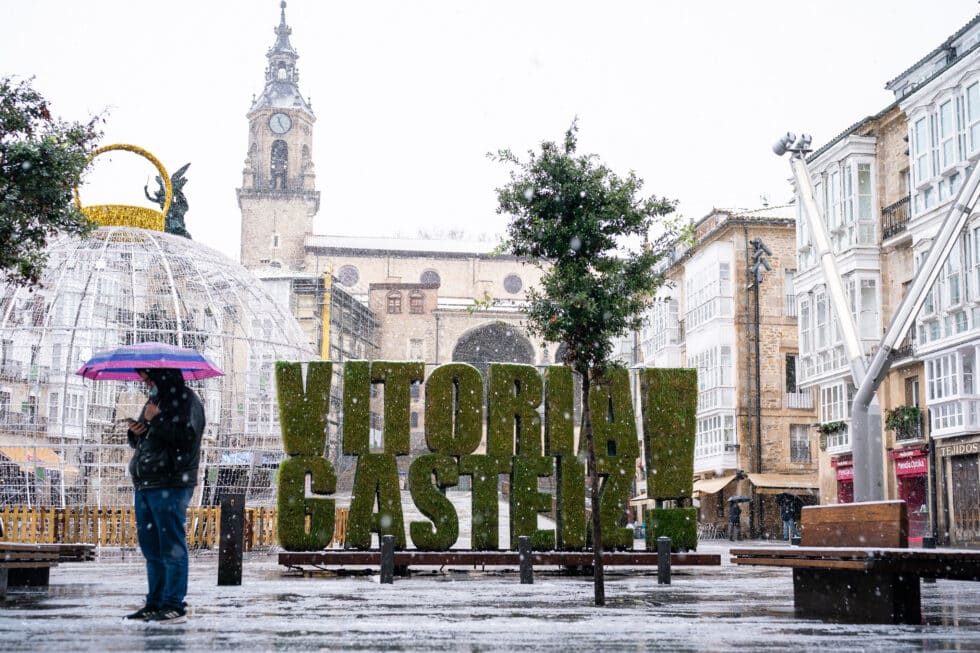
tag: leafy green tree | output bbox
[492,121,686,605]
[0,76,101,286]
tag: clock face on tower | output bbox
[269,112,292,134]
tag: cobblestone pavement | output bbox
[1,540,979,652]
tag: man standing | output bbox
[728,501,742,541]
[124,368,205,624]
[781,498,798,541]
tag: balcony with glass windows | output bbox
[929,398,980,437]
[3,412,48,433]
[693,413,738,473]
[693,442,740,475]
[800,345,850,385]
[0,360,25,381]
[823,424,851,454]
[881,195,911,240]
[685,297,734,332]
[698,387,736,411]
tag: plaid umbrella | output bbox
[75,341,224,381]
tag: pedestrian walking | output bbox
[124,368,205,624]
[728,501,742,541]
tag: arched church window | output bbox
[271,140,288,190]
[337,265,359,287]
[387,292,402,314]
[503,273,523,294]
[420,269,440,286]
[277,66,288,80]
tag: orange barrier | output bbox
[0,505,349,550]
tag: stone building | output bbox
[640,206,819,539]
[792,13,980,546]
[237,5,546,473]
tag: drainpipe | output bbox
[434,313,440,364]
[927,417,940,543]
[753,270,763,536]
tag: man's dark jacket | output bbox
[127,368,205,489]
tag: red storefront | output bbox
[889,446,930,540]
[831,455,853,503]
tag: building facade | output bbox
[237,6,547,483]
[642,207,819,539]
[794,14,980,546]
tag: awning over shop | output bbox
[629,493,655,507]
[0,446,77,475]
[746,473,818,495]
[692,474,736,496]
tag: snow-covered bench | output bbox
[0,542,96,599]
[730,501,980,623]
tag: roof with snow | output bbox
[305,234,510,258]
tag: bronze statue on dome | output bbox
[145,163,191,239]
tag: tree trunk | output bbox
[583,372,605,606]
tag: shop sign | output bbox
[937,441,980,457]
[895,455,927,477]
[831,455,853,481]
[888,446,927,459]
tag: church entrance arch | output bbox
[452,322,534,379]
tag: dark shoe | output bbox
[124,605,158,620]
[145,607,187,624]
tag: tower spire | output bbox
[248,1,313,116]
[274,1,294,54]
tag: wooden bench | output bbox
[280,549,720,576]
[730,501,980,624]
[0,542,96,599]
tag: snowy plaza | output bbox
[2,539,979,652]
[5,3,980,650]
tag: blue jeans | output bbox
[782,518,796,540]
[135,486,194,610]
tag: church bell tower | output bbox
[238,1,319,270]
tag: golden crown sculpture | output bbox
[73,144,171,232]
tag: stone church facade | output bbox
[237,5,547,462]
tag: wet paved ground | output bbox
[2,539,979,652]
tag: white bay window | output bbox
[910,78,980,218]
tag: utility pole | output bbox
[749,237,771,536]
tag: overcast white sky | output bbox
[4,0,980,261]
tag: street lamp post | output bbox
[749,237,770,537]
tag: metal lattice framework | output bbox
[0,227,314,508]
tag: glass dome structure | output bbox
[0,226,314,508]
